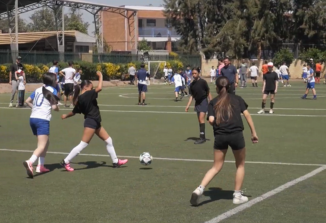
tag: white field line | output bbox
[1,106,326,117]
[0,148,325,167]
[205,165,326,223]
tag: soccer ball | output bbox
[139,152,153,165]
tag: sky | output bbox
[20,0,164,35]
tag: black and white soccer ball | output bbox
[139,152,153,166]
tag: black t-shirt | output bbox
[208,94,248,135]
[189,78,209,105]
[11,63,24,81]
[263,71,278,91]
[72,89,101,122]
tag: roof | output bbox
[0,0,40,15]
[0,30,96,45]
[123,5,164,11]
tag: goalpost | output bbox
[145,61,167,85]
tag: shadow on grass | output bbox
[34,163,63,178]
[139,167,153,170]
[196,187,234,206]
[185,137,210,142]
[70,161,127,171]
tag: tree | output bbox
[27,8,56,31]
[273,48,294,66]
[65,8,89,34]
[0,17,30,33]
[138,39,152,51]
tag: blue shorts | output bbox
[302,72,307,79]
[307,82,315,89]
[187,80,191,86]
[30,118,50,136]
[282,75,289,80]
[175,86,182,92]
[138,83,147,93]
[55,84,60,94]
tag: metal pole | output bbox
[62,6,65,51]
[125,10,128,51]
[15,0,18,56]
[134,11,138,51]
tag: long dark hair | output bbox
[214,76,233,125]
[42,72,59,105]
[73,80,92,106]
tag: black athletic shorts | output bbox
[84,118,101,130]
[64,83,74,96]
[195,98,208,113]
[214,132,245,150]
[316,71,321,77]
[250,76,257,80]
[263,90,275,95]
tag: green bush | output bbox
[299,48,325,63]
[273,49,294,66]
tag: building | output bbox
[102,5,180,52]
[0,30,96,53]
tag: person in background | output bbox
[210,66,216,83]
[315,61,322,84]
[163,65,169,83]
[168,66,173,84]
[185,65,192,93]
[302,64,308,83]
[15,69,26,107]
[135,63,150,105]
[239,59,248,88]
[59,61,76,108]
[279,62,291,87]
[220,57,238,94]
[171,70,185,101]
[302,64,317,100]
[74,69,82,86]
[249,62,259,87]
[128,64,136,85]
[218,58,225,76]
[262,60,268,75]
[48,60,62,105]
[9,56,24,108]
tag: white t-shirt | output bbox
[249,66,259,77]
[74,73,81,85]
[172,74,183,87]
[302,67,307,73]
[279,65,288,75]
[307,68,315,83]
[163,68,168,77]
[18,75,25,90]
[61,67,76,84]
[210,69,216,77]
[128,66,136,76]
[275,69,281,78]
[30,86,57,121]
[168,68,173,75]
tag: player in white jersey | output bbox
[59,61,76,108]
[302,64,308,83]
[301,64,317,100]
[171,71,185,101]
[23,73,60,178]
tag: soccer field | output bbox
[0,82,326,223]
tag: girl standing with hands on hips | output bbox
[190,76,258,206]
[60,71,128,171]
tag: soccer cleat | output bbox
[284,85,287,87]
[16,103,19,108]
[190,187,204,206]
[287,84,291,87]
[257,109,265,114]
[60,160,74,172]
[9,103,13,108]
[23,160,34,178]
[58,101,63,105]
[233,191,249,204]
[113,159,128,168]
[69,104,74,108]
[269,109,274,114]
[36,165,50,173]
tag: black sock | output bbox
[142,99,145,103]
[175,97,178,100]
[255,83,258,87]
[252,83,254,87]
[199,123,205,139]
[270,102,274,109]
[138,95,141,103]
[262,102,265,109]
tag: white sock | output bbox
[64,141,88,164]
[38,157,45,166]
[105,137,118,163]
[234,190,242,195]
[28,154,38,164]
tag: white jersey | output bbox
[168,68,173,75]
[307,68,315,83]
[302,67,308,73]
[49,66,58,74]
[30,86,57,121]
[249,66,259,77]
[74,73,81,85]
[128,66,136,76]
[172,74,183,87]
[18,75,25,90]
[279,65,288,75]
[163,68,168,77]
[61,67,76,84]
[275,69,281,78]
[210,69,216,77]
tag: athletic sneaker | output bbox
[36,165,50,173]
[269,109,274,114]
[9,103,13,108]
[194,138,206,144]
[69,104,74,108]
[190,187,204,206]
[257,109,265,114]
[23,160,34,178]
[233,191,249,204]
[60,160,74,172]
[287,84,291,87]
[58,101,63,106]
[113,159,129,168]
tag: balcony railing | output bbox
[138,28,180,38]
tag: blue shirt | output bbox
[221,65,237,84]
[136,68,149,85]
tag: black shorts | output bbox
[195,98,208,113]
[84,118,101,130]
[228,83,235,94]
[250,76,257,80]
[214,132,245,150]
[138,83,148,93]
[263,90,275,95]
[64,83,74,96]
[316,72,321,77]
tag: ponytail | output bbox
[73,84,81,106]
[214,76,233,125]
[42,87,59,105]
[42,72,59,105]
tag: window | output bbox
[146,19,156,27]
[75,45,89,53]
[138,19,143,28]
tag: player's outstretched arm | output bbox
[61,112,75,120]
[243,110,258,143]
[95,71,103,93]
[25,97,33,108]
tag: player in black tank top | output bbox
[60,71,128,170]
